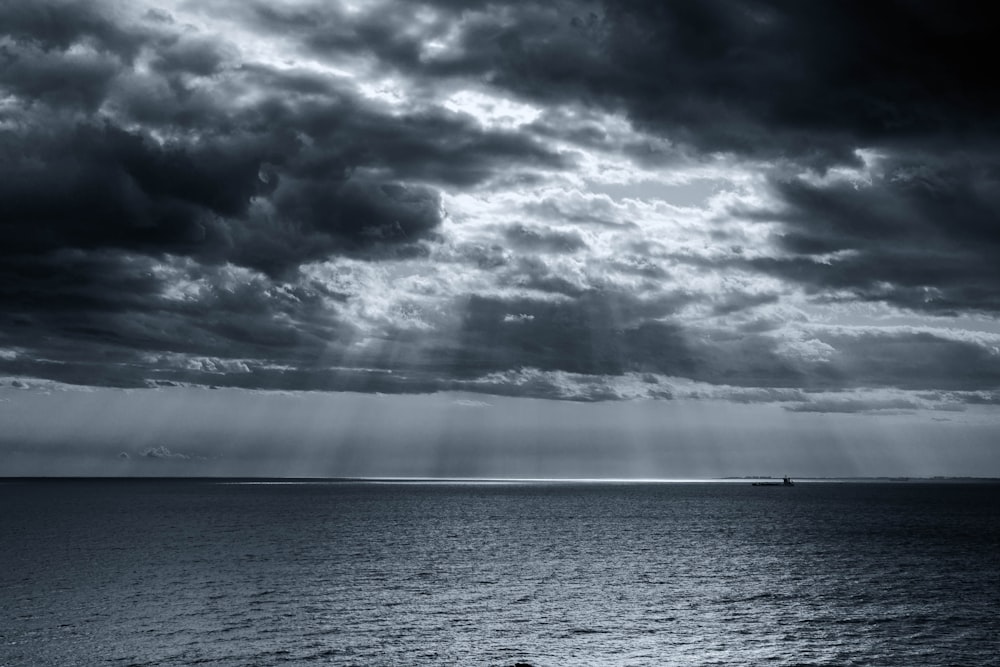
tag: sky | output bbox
[1,0,999,477]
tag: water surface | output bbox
[2,480,998,665]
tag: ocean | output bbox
[1,480,998,666]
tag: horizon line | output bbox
[3,475,999,483]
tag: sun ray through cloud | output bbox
[1,0,999,478]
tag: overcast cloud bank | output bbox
[2,0,999,412]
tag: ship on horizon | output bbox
[752,476,794,487]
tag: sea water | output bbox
[1,480,998,666]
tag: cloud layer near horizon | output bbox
[2,0,999,411]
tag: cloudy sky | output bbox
[2,0,999,477]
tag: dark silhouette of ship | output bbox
[752,476,794,487]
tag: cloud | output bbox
[0,110,451,278]
[0,1,571,277]
[577,4,993,166]
[782,387,981,415]
[785,397,923,415]
[452,398,491,408]
[0,1,146,60]
[440,292,696,377]
[502,224,589,254]
[790,326,1000,392]
[141,445,189,460]
[744,155,1000,314]
[2,0,999,409]
[242,1,999,166]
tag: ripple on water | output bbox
[1,481,998,666]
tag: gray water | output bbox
[1,480,998,666]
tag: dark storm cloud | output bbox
[0,95,445,280]
[711,327,1000,394]
[248,0,1000,166]
[441,293,697,377]
[284,105,570,188]
[745,155,1000,313]
[402,0,998,318]
[0,251,349,389]
[0,0,578,391]
[819,330,1000,391]
[0,2,566,390]
[149,34,232,77]
[0,121,262,257]
[0,100,554,277]
[0,0,569,277]
[3,0,1000,405]
[0,1,145,58]
[0,42,120,111]
[246,0,1000,317]
[439,291,804,389]
[429,291,1000,394]
[585,1,999,165]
